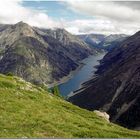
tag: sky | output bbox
[0,0,140,35]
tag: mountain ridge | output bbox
[0,21,95,85]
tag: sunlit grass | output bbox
[0,74,139,138]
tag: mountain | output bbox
[78,34,105,47]
[98,34,128,51]
[77,34,128,51]
[39,28,97,61]
[68,31,140,130]
[0,21,95,85]
[0,73,140,138]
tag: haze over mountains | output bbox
[0,21,95,85]
[78,34,128,51]
[69,31,140,130]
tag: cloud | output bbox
[64,19,116,35]
[65,1,140,35]
[66,1,140,23]
[114,1,140,11]
[0,0,61,28]
[64,18,140,35]
[0,1,139,35]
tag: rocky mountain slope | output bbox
[68,31,140,130]
[0,73,140,138]
[0,21,95,85]
[78,34,128,51]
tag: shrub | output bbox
[52,85,60,97]
[6,72,14,76]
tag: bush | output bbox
[52,85,60,97]
[6,72,14,76]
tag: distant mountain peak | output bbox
[55,28,70,34]
[16,21,26,25]
[11,21,35,37]
[14,21,31,28]
[0,21,36,47]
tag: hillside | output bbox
[68,31,140,130]
[0,21,95,85]
[0,74,140,138]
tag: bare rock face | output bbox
[68,31,140,129]
[94,110,110,122]
[0,21,95,85]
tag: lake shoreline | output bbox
[47,61,86,88]
[58,53,106,97]
[48,53,105,97]
[67,75,98,98]
[47,54,102,88]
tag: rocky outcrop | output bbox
[68,31,140,129]
[94,110,110,122]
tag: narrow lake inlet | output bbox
[58,53,106,97]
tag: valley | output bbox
[0,1,140,138]
[0,21,96,85]
[58,53,105,97]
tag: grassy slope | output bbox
[0,74,140,138]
